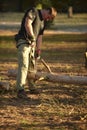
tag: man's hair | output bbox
[47,7,57,16]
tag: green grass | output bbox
[54,14,87,25]
[43,34,87,42]
[0,34,87,61]
[0,13,87,24]
[0,13,87,33]
[0,36,17,61]
[0,12,24,22]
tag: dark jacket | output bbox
[15,7,45,43]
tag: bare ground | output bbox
[0,32,87,130]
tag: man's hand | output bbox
[30,35,36,43]
[30,41,36,47]
[35,49,41,60]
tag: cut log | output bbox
[8,69,87,85]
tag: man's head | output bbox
[41,7,57,21]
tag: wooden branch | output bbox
[41,59,52,73]
[8,69,87,85]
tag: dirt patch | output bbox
[0,29,87,37]
[0,30,17,36]
[0,59,87,130]
[0,32,87,130]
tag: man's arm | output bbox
[25,17,35,41]
[35,35,42,59]
[36,35,42,50]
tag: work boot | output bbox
[28,80,40,94]
[29,88,41,94]
[17,89,28,99]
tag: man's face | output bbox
[44,12,55,21]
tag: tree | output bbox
[18,0,23,11]
[35,0,52,8]
[0,0,87,12]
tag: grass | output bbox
[0,12,23,22]
[0,13,87,32]
[0,36,17,61]
[54,13,87,25]
[0,34,87,62]
[0,13,87,24]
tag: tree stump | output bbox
[68,6,73,18]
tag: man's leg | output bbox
[28,46,36,90]
[16,44,31,97]
[28,46,40,94]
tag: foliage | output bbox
[35,0,52,8]
[0,0,87,12]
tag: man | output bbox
[15,7,57,98]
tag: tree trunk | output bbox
[8,69,87,85]
[68,6,73,18]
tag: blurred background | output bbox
[0,0,87,34]
[0,0,87,13]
